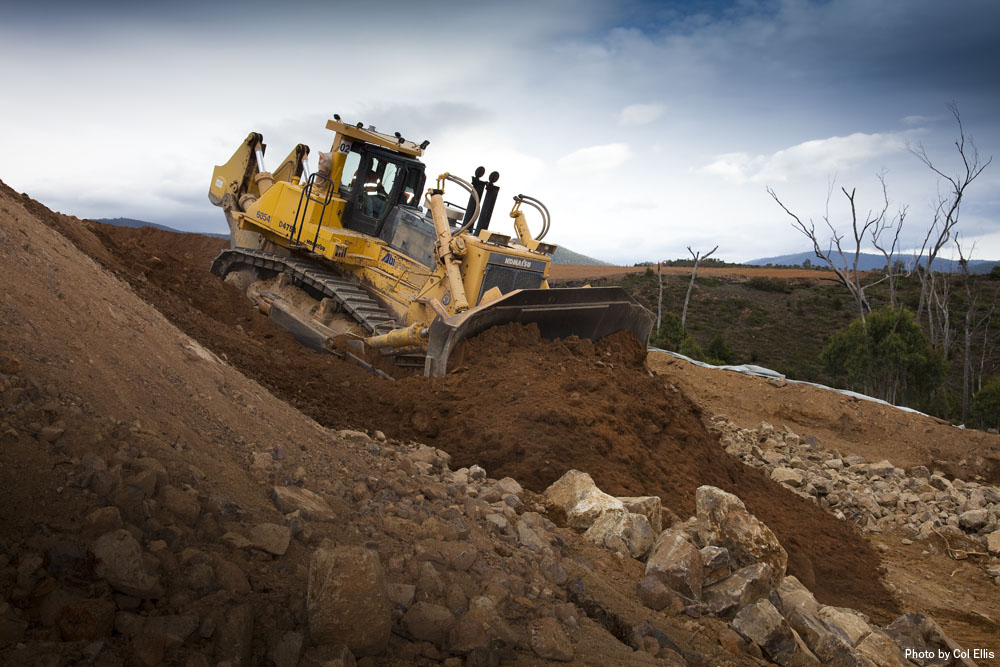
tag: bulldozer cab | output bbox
[340,144,426,236]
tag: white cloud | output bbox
[556,143,631,173]
[699,131,917,184]
[901,114,935,126]
[618,103,665,126]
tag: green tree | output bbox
[706,333,734,364]
[821,306,946,408]
[971,376,1000,431]
[679,334,705,361]
[650,312,684,351]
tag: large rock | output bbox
[617,496,664,534]
[584,509,654,559]
[249,523,291,556]
[958,509,989,533]
[771,468,805,487]
[644,529,703,600]
[271,631,305,667]
[273,486,337,522]
[817,606,873,646]
[528,617,573,662]
[855,629,909,667]
[161,486,201,526]
[91,530,163,598]
[448,607,501,652]
[695,486,787,585]
[543,470,624,530]
[307,547,391,656]
[636,575,684,613]
[702,562,772,619]
[732,599,821,666]
[883,613,976,667]
[769,576,832,650]
[811,632,878,667]
[987,529,1000,556]
[215,603,254,666]
[700,546,731,586]
[401,602,455,644]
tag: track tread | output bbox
[211,248,424,367]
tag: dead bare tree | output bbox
[909,103,992,353]
[768,179,891,322]
[955,238,999,423]
[681,245,718,332]
[656,261,663,335]
[869,172,908,309]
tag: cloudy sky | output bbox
[2,0,998,264]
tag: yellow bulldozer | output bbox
[208,116,652,375]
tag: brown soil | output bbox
[6,181,1000,662]
[646,354,1000,486]
[18,200,896,621]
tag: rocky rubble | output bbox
[541,468,977,666]
[711,418,1000,575]
[3,355,755,666]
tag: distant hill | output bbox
[96,218,228,239]
[747,250,999,274]
[97,217,607,264]
[550,246,608,266]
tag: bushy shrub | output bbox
[821,306,946,408]
[649,313,684,351]
[744,276,792,293]
[679,334,705,361]
[706,334,734,364]
[972,376,1000,431]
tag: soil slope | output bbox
[6,182,1000,662]
[19,195,894,618]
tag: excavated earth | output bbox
[37,197,893,618]
[3,179,1000,664]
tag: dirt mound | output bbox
[648,353,1000,486]
[26,210,896,620]
[376,324,895,618]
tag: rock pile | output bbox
[5,356,748,665]
[711,419,1000,566]
[541,469,976,666]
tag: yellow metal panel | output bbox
[325,120,423,157]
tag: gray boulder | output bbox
[695,485,787,585]
[91,530,163,598]
[307,547,391,656]
[644,529,703,600]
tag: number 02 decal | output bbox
[338,141,352,154]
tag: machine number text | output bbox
[338,141,352,154]
[256,211,271,223]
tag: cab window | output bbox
[340,150,361,193]
[399,167,422,205]
[361,157,401,219]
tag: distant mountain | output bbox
[96,218,228,239]
[550,246,608,266]
[746,250,999,274]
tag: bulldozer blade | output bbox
[424,287,654,376]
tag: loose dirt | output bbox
[22,199,895,620]
[646,354,1000,486]
[7,181,1000,663]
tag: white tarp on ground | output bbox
[649,347,932,418]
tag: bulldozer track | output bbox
[210,248,425,368]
